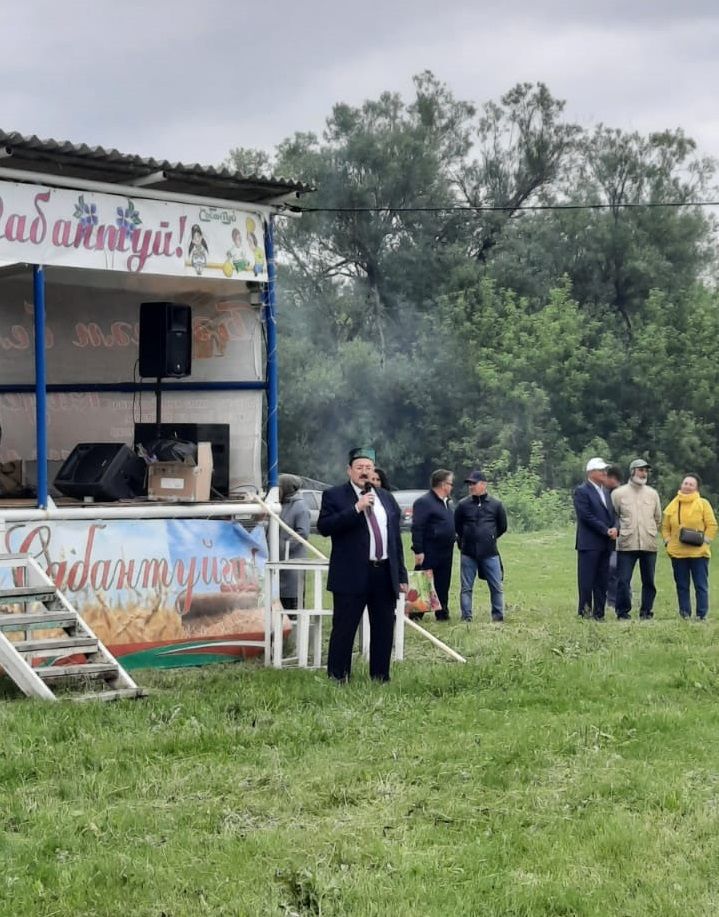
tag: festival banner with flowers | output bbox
[0,518,272,668]
[0,179,267,281]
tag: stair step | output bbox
[0,612,78,631]
[35,662,118,683]
[14,636,98,658]
[0,586,59,605]
[73,688,148,702]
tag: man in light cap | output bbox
[574,457,618,619]
[318,447,407,682]
[610,459,662,620]
[454,469,507,622]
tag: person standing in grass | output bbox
[661,473,717,620]
[454,469,507,622]
[411,469,456,622]
[604,464,624,610]
[318,447,408,683]
[278,473,310,611]
[574,457,617,620]
[611,459,662,620]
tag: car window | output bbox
[394,490,425,505]
[301,490,321,510]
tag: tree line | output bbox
[228,73,719,526]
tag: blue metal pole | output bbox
[264,215,279,488]
[33,265,48,508]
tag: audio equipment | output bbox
[138,302,192,378]
[54,443,146,501]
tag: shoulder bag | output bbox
[678,503,704,546]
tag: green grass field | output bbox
[2,530,719,916]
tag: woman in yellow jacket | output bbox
[661,474,718,619]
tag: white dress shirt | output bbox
[351,482,388,559]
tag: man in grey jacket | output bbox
[610,459,662,620]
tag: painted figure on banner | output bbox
[188,223,209,275]
[246,216,265,276]
[224,226,251,277]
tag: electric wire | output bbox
[288,199,719,215]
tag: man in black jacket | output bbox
[318,447,408,682]
[411,469,456,621]
[454,469,508,622]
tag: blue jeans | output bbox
[616,551,657,618]
[671,557,709,619]
[460,554,504,620]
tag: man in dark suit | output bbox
[574,457,618,619]
[318,447,408,682]
[411,469,456,621]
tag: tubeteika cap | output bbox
[465,469,488,483]
[348,446,376,464]
[586,457,608,472]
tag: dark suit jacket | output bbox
[411,491,455,565]
[318,482,408,595]
[574,481,616,551]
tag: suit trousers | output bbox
[327,562,396,681]
[615,550,657,618]
[577,548,611,618]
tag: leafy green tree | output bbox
[227,75,719,515]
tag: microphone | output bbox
[362,481,373,494]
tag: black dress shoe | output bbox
[435,610,450,622]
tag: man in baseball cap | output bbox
[586,457,609,473]
[464,469,488,484]
[610,458,662,620]
[574,457,617,619]
[454,469,508,622]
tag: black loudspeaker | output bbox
[139,302,192,378]
[54,443,146,501]
[134,423,230,497]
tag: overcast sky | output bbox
[4,1,719,178]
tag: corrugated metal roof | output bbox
[0,130,313,205]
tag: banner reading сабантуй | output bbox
[0,180,267,280]
[0,518,273,668]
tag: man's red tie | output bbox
[366,503,383,560]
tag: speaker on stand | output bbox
[138,302,192,434]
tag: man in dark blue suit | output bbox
[318,447,408,682]
[574,457,618,619]
[411,469,456,621]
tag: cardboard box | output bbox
[147,442,213,502]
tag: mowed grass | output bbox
[2,530,719,916]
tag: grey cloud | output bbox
[1,0,718,170]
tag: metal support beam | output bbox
[32,265,48,509]
[263,215,279,488]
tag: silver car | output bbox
[299,489,323,532]
[392,489,427,531]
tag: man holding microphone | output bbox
[318,447,408,682]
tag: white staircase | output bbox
[0,553,144,702]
